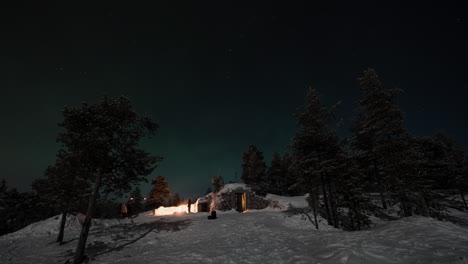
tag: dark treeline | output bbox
[241,69,468,230]
[0,170,181,237]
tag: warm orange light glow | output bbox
[241,193,247,212]
[154,200,199,216]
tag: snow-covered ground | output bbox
[266,193,309,209]
[1,198,468,263]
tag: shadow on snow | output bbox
[63,219,191,263]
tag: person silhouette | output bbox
[208,210,217,220]
[187,199,192,213]
[121,203,128,218]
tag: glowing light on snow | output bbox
[154,200,199,216]
[209,198,216,212]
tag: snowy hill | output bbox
[266,193,309,209]
[1,195,468,263]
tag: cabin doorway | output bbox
[235,193,247,212]
[198,202,209,212]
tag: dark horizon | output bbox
[1,1,467,198]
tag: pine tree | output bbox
[282,152,300,196]
[172,193,181,206]
[291,88,342,228]
[350,69,406,209]
[408,136,448,191]
[147,176,171,209]
[241,145,267,195]
[212,172,224,193]
[0,180,52,236]
[433,132,468,209]
[205,187,212,195]
[55,96,161,264]
[266,152,286,195]
[385,137,444,216]
[335,152,371,230]
[0,180,20,235]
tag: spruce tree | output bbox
[386,137,444,216]
[0,180,23,235]
[282,152,300,196]
[350,70,446,217]
[335,152,371,230]
[172,193,181,206]
[0,187,42,235]
[291,88,342,228]
[147,176,171,209]
[241,145,267,195]
[409,136,448,190]
[266,152,285,195]
[350,69,406,209]
[211,171,225,193]
[433,132,468,209]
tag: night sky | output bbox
[1,2,467,198]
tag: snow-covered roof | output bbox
[217,183,250,195]
[196,195,210,203]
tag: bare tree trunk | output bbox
[352,200,361,231]
[460,189,468,210]
[374,161,387,209]
[320,175,332,226]
[312,189,319,230]
[73,170,103,264]
[379,189,387,209]
[326,176,339,228]
[329,193,339,228]
[308,187,319,230]
[348,210,355,231]
[57,211,67,243]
